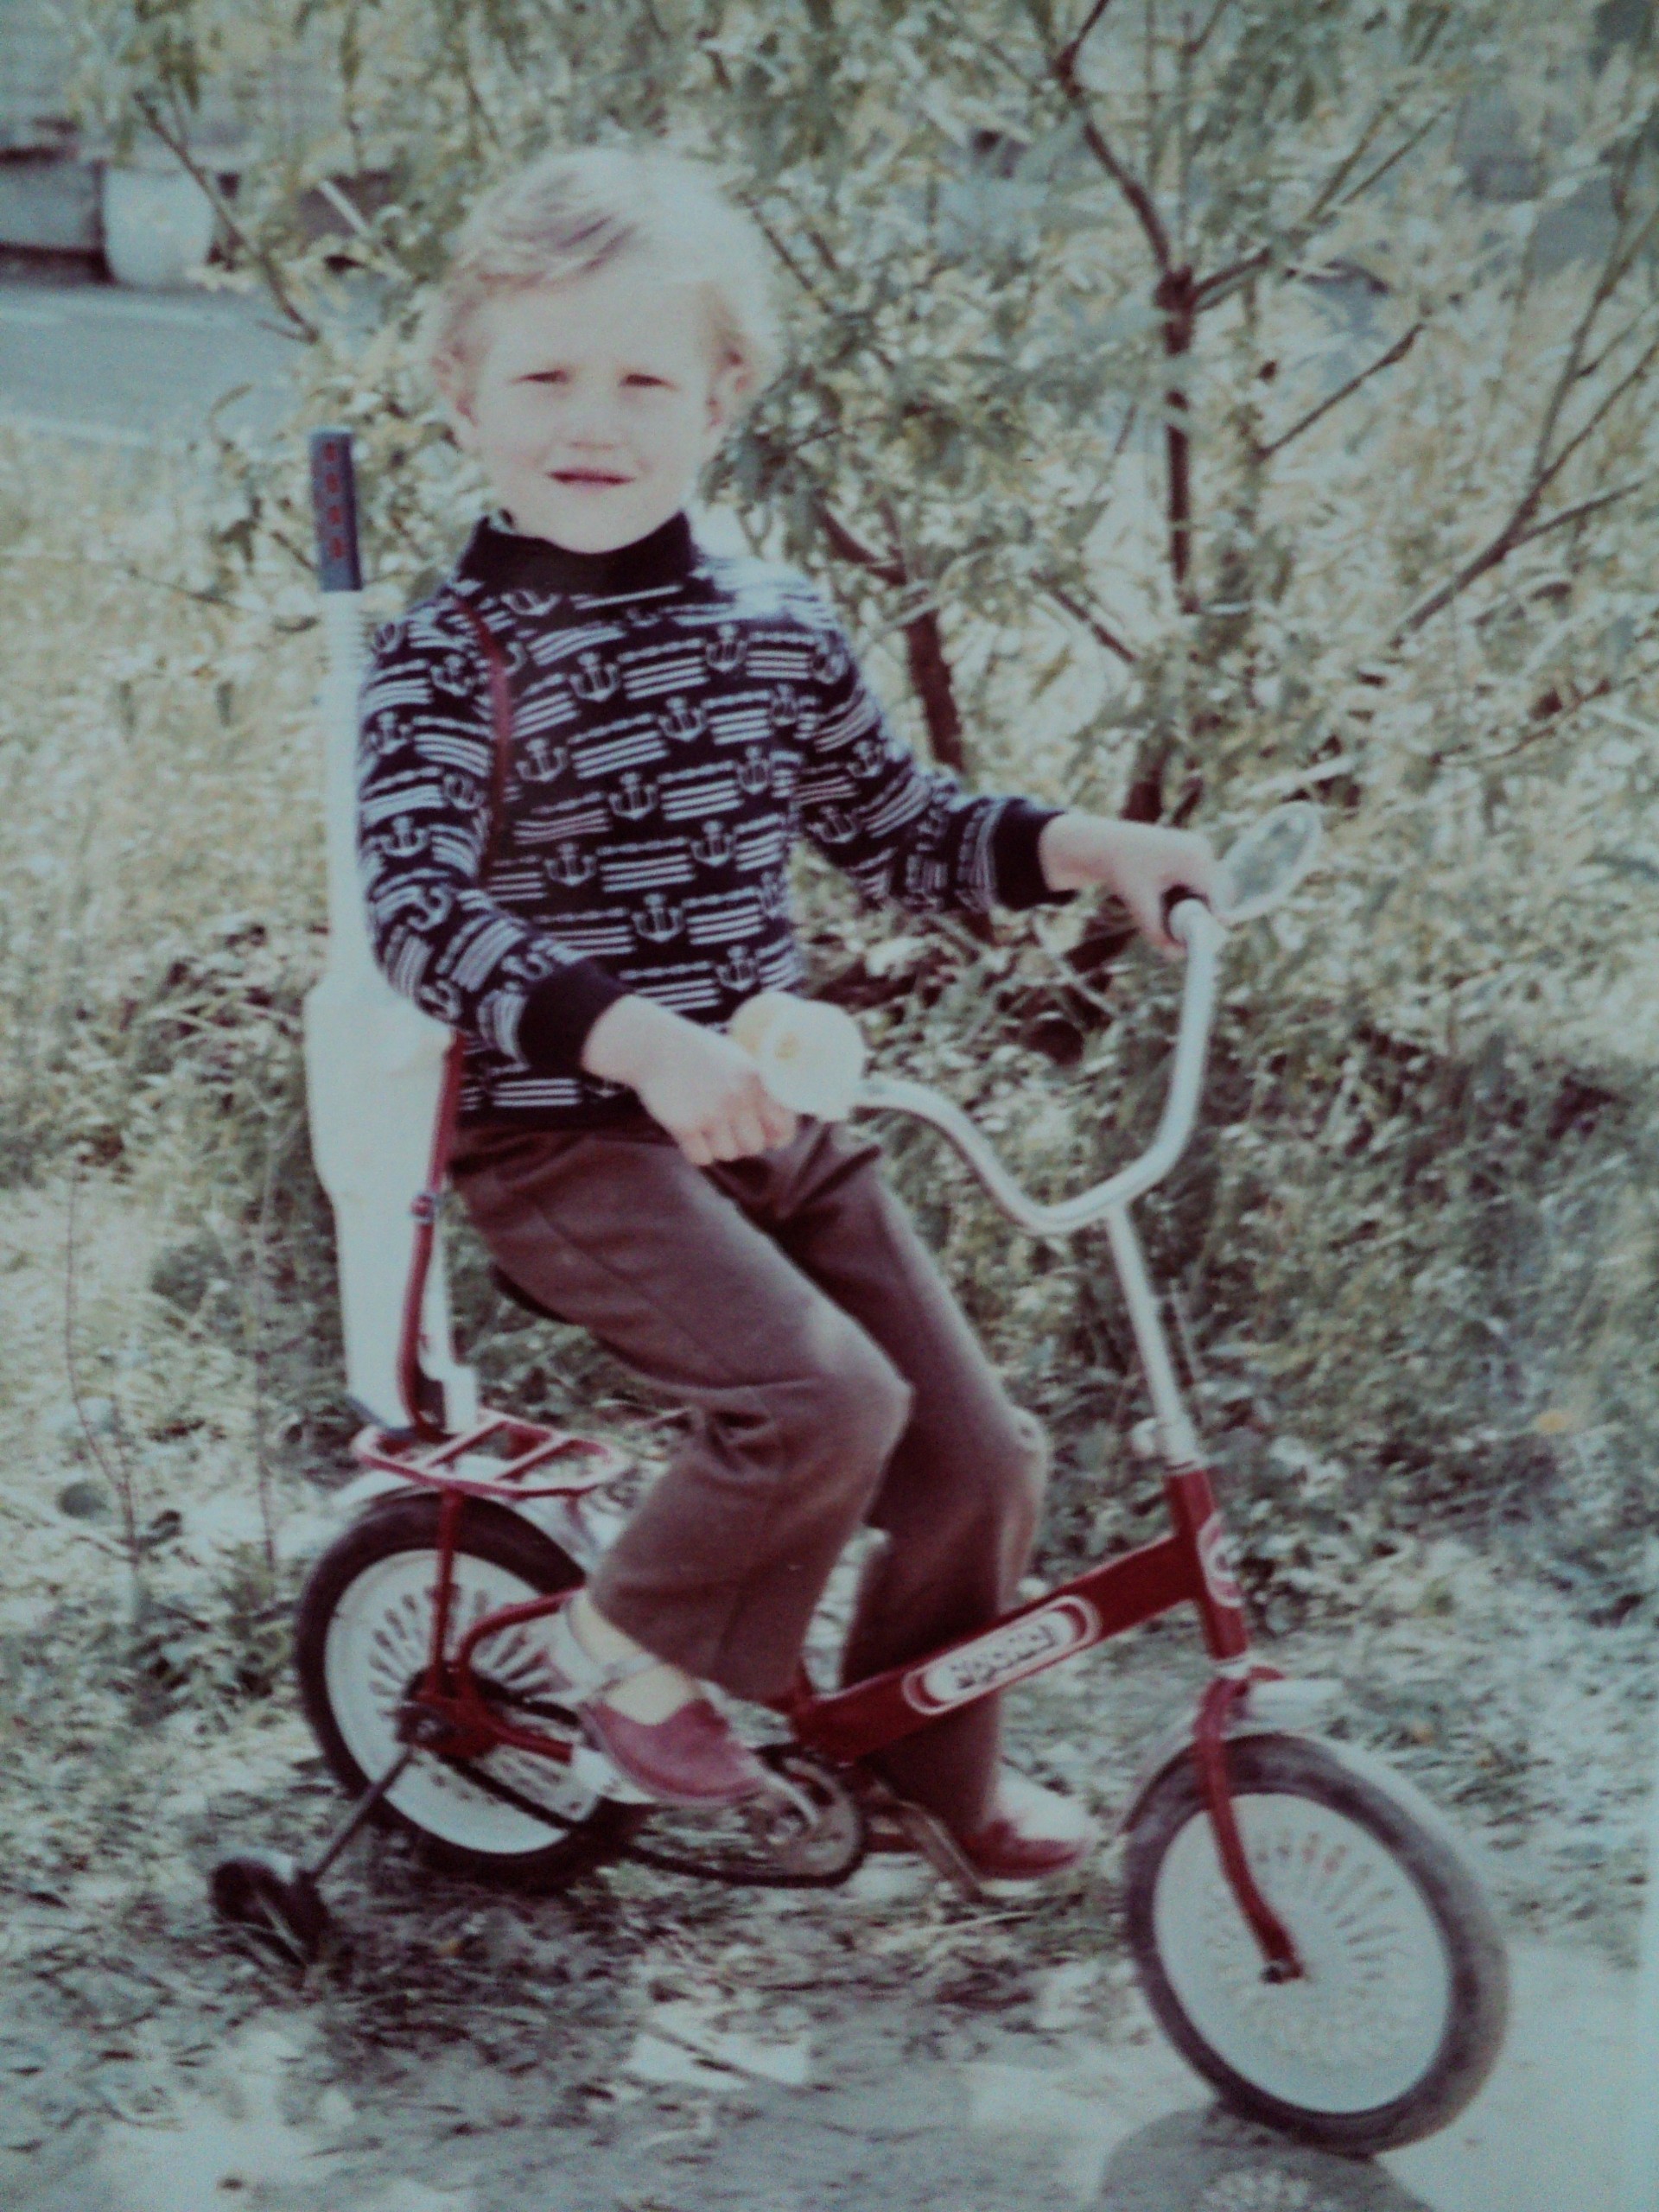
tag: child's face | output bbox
[447,257,744,552]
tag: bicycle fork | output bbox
[1105,1205,1306,1982]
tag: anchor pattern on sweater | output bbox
[357,519,1063,1128]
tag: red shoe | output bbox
[583,1695,771,1808]
[954,1772,1098,1884]
[544,1605,768,1809]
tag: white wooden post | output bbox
[302,430,478,1431]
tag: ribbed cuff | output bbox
[991,799,1079,911]
[518,961,632,1078]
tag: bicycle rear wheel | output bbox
[295,1492,639,1889]
[1123,1731,1508,2153]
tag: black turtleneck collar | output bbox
[455,509,697,598]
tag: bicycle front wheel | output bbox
[1123,1732,1508,2154]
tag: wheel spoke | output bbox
[324,1549,601,1855]
[1151,1786,1453,2115]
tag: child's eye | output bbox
[624,372,671,390]
[524,369,569,386]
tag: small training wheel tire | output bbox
[209,1852,330,1964]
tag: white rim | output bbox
[1152,1787,1453,2114]
[323,1548,601,1856]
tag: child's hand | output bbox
[1037,813,1220,957]
[581,997,798,1163]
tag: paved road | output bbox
[0,272,300,446]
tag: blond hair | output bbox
[423,144,779,404]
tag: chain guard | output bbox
[620,1748,868,1888]
[416,1690,865,1888]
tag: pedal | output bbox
[888,1801,987,1903]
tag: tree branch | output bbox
[1188,0,1235,60]
[1057,0,1118,77]
[747,202,905,384]
[1524,137,1656,486]
[1191,92,1441,326]
[815,500,966,769]
[1259,319,1424,460]
[1503,477,1646,556]
[1295,85,1414,229]
[1381,134,1659,654]
[135,95,319,344]
[748,205,824,302]
[1194,248,1273,309]
[817,503,906,589]
[314,175,372,238]
[1391,479,1645,645]
[1332,109,1445,216]
[443,10,502,156]
[1156,262,1198,609]
[901,605,968,773]
[1026,0,1171,270]
[1530,325,1659,498]
[1192,104,1440,325]
[1578,292,1659,385]
[1039,575,1139,663]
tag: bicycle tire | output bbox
[294,1491,639,1890]
[1123,1730,1508,2153]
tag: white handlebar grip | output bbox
[730,992,867,1119]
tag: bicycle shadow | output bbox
[1098,2103,1433,2210]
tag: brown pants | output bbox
[450,1112,1047,1829]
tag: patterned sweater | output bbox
[357,510,1075,1128]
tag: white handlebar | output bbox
[852,900,1226,1241]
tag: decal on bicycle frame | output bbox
[902,1595,1101,1715]
[1197,1514,1244,1611]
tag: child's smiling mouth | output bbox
[553,468,632,488]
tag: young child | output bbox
[358,144,1217,1879]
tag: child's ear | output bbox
[702,358,750,454]
[433,353,480,453]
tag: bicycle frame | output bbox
[350,900,1305,1972]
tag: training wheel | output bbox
[209,1852,331,1964]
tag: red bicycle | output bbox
[213,806,1508,2156]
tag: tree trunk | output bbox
[1157,263,1198,614]
[816,500,968,772]
[903,607,966,772]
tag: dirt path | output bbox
[0,1867,1636,2212]
[0,1587,1647,2212]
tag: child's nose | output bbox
[560,387,625,447]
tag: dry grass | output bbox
[0,425,324,1174]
